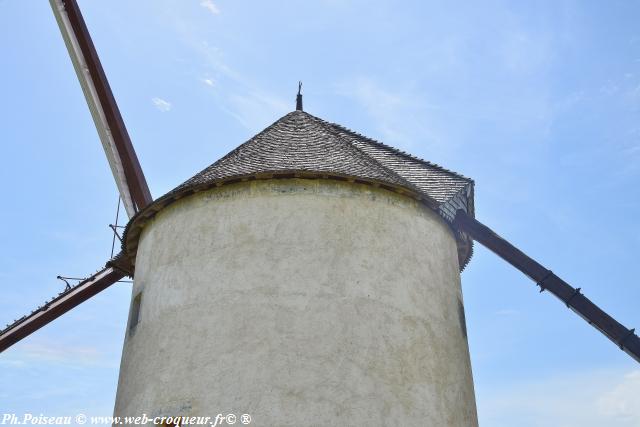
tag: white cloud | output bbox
[597,371,640,422]
[200,0,220,15]
[151,97,172,112]
[479,369,640,427]
[202,78,215,87]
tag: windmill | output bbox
[1,0,638,424]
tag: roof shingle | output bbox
[123,110,475,269]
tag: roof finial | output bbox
[296,81,303,111]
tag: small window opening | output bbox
[129,292,142,334]
[458,297,468,339]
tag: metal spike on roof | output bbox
[296,81,303,111]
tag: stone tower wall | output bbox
[114,178,478,426]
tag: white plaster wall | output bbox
[114,179,477,426]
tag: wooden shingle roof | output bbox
[122,110,475,269]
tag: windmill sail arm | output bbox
[0,265,125,353]
[454,210,640,364]
[49,0,152,217]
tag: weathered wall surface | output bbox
[114,179,477,426]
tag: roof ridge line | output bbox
[302,113,428,198]
[316,116,472,183]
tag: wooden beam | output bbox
[0,266,125,353]
[454,209,640,364]
[50,0,152,216]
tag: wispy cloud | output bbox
[3,339,107,368]
[168,21,288,130]
[597,370,640,422]
[152,97,172,112]
[479,369,640,427]
[22,342,101,365]
[600,80,620,96]
[336,76,442,150]
[226,91,289,131]
[200,0,220,15]
[0,359,26,368]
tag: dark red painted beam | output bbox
[454,209,640,364]
[0,1,148,354]
[61,0,152,211]
[0,266,125,353]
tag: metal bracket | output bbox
[618,328,636,350]
[537,270,554,293]
[565,287,582,308]
[56,275,85,291]
[109,224,124,242]
[56,276,71,290]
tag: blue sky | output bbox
[1,1,639,425]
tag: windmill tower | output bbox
[1,2,638,426]
[113,100,478,425]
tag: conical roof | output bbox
[122,110,475,269]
